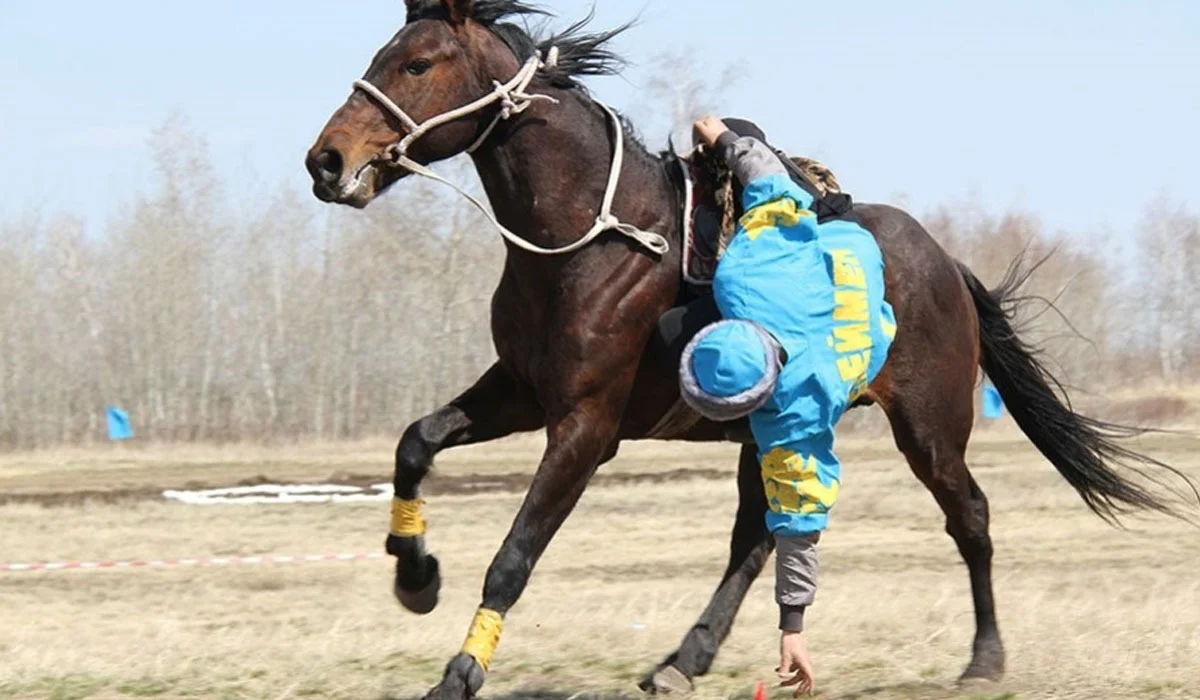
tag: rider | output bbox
[681,116,897,695]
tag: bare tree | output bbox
[641,49,738,151]
[0,112,1193,449]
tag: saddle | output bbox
[681,151,855,286]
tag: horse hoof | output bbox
[394,554,440,615]
[959,665,1005,684]
[959,640,1005,683]
[639,665,693,695]
[424,653,485,700]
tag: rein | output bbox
[672,142,705,287]
[352,49,670,257]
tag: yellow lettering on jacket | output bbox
[829,250,875,388]
[836,352,870,383]
[833,289,870,323]
[830,249,867,289]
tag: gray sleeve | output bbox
[776,532,820,631]
[716,132,788,188]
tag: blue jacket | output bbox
[711,134,898,454]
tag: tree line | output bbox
[1,112,1196,449]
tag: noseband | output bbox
[351,48,669,257]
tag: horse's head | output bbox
[306,0,524,208]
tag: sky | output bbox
[2,0,1198,239]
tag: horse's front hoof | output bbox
[394,553,440,615]
[639,664,694,695]
[424,653,486,700]
[959,664,1005,684]
[958,641,1006,683]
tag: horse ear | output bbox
[442,0,474,24]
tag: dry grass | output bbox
[1,435,1199,700]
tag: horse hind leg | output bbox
[641,444,775,694]
[885,382,1005,682]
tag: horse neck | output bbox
[469,89,677,254]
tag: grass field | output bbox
[1,431,1198,700]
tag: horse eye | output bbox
[405,59,432,76]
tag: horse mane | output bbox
[406,1,631,90]
[406,2,671,175]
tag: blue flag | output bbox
[981,384,1005,420]
[107,406,133,441]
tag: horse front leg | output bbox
[390,363,544,614]
[423,398,623,700]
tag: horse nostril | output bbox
[313,148,344,183]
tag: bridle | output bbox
[353,49,552,164]
[351,47,670,257]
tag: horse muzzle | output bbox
[305,146,376,207]
[309,147,417,208]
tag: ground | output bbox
[1,430,1198,700]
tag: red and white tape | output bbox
[0,552,386,573]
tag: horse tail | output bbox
[957,259,1199,524]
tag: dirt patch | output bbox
[0,467,731,507]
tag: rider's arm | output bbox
[776,532,819,631]
[715,132,818,242]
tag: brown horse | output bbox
[305,2,1195,697]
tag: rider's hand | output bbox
[777,631,816,697]
[693,116,729,149]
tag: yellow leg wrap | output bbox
[461,608,503,672]
[390,497,427,537]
